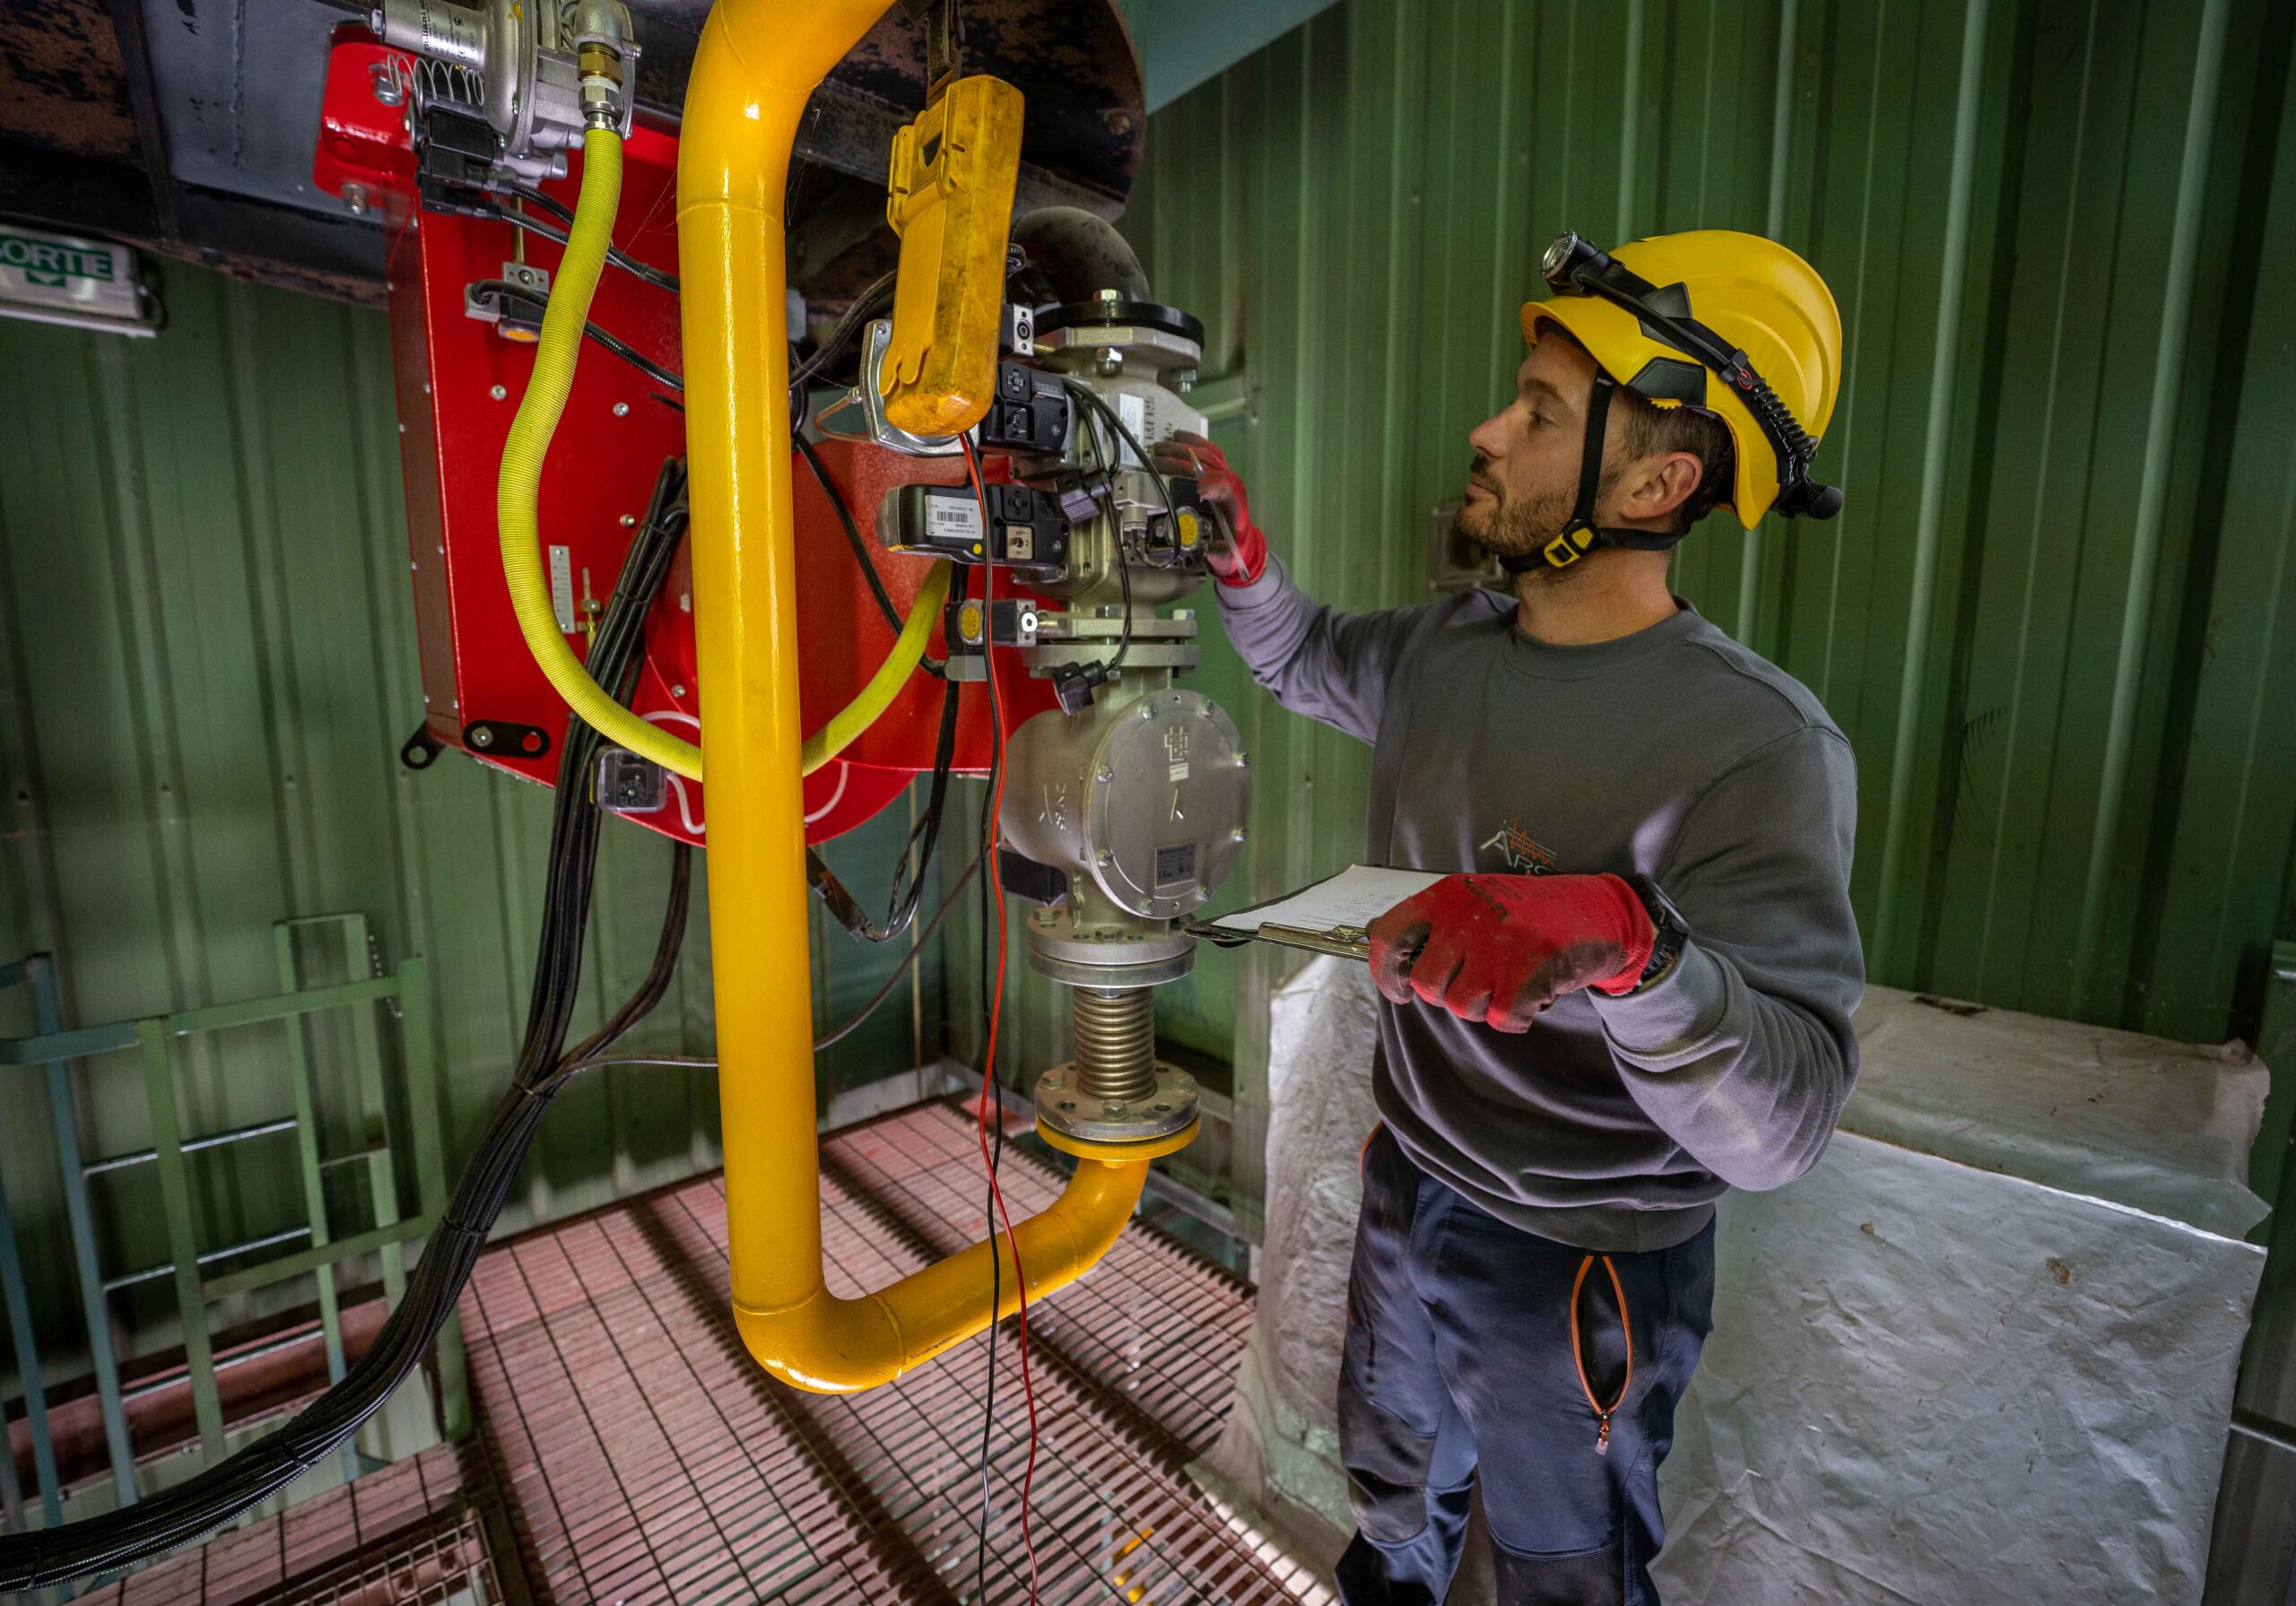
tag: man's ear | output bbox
[1622,451,1705,525]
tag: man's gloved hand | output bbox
[1151,430,1265,586]
[1366,872,1657,1031]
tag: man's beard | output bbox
[1455,471,1573,560]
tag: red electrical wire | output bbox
[964,437,1043,1602]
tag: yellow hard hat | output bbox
[1520,229,1844,531]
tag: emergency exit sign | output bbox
[0,231,115,287]
[0,224,160,337]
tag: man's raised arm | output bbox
[1155,432,1434,747]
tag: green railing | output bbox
[0,917,465,1543]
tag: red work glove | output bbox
[1367,872,1657,1032]
[1151,430,1266,586]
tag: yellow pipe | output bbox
[676,0,1155,1393]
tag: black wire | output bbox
[486,193,682,293]
[788,268,900,397]
[561,841,692,1070]
[813,849,983,1052]
[784,280,936,666]
[466,279,683,395]
[806,681,957,944]
[1063,383,1138,675]
[498,183,573,226]
[885,671,966,931]
[970,447,1008,1605]
[550,838,984,1064]
[439,839,985,1070]
[792,430,965,953]
[802,550,965,945]
[795,430,909,647]
[0,460,689,1593]
[584,321,684,395]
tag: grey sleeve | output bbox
[1591,725,1865,1192]
[1213,554,1436,745]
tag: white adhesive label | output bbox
[1118,392,1148,461]
[548,544,577,633]
[1169,761,1191,783]
[927,494,984,546]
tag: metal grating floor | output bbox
[87,1442,502,1604]
[53,1101,1317,1606]
[453,1100,1323,1605]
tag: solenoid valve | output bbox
[373,0,638,182]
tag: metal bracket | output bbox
[812,318,966,457]
[902,0,964,98]
[400,722,447,770]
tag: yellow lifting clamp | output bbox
[880,73,1025,438]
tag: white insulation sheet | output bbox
[1200,961,2270,1604]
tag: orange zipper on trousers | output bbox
[1570,1254,1634,1454]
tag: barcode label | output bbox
[928,495,983,544]
[549,545,576,633]
[1118,392,1148,459]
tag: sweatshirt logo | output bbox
[1479,816,1557,874]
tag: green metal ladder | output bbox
[0,916,466,1540]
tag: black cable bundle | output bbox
[0,461,691,1594]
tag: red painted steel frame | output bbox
[313,30,1048,846]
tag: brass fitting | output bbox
[578,42,625,128]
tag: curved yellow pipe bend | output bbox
[737,1159,1149,1393]
[677,0,1149,1393]
[498,130,706,781]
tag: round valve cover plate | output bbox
[1084,691,1247,917]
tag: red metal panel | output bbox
[313,35,1052,846]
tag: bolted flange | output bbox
[1033,1061,1199,1145]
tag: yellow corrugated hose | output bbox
[798,559,950,775]
[496,129,705,779]
[497,126,945,786]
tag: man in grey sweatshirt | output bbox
[1155,230,1862,1605]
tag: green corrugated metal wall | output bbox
[0,262,937,1377]
[1074,0,2296,1110]
[926,0,2296,1231]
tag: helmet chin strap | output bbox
[1498,370,1687,575]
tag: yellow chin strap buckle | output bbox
[1543,529,1590,568]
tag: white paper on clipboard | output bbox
[1210,865,1446,940]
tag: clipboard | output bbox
[1184,864,1446,962]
